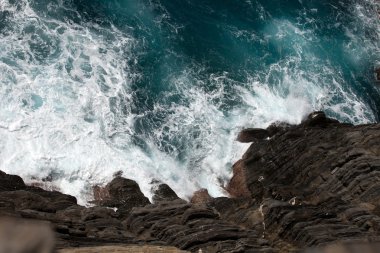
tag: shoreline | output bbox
[1,111,380,252]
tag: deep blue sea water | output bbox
[0,0,379,203]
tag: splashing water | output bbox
[0,0,379,204]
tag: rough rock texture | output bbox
[237,128,270,142]
[227,111,380,250]
[0,173,148,249]
[58,246,189,253]
[190,189,212,204]
[94,177,151,218]
[124,199,274,252]
[0,173,77,218]
[1,111,380,253]
[152,183,180,203]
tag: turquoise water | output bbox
[0,0,379,203]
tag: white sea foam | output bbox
[0,0,141,203]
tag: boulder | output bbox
[152,183,179,203]
[97,177,150,217]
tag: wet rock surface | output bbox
[227,111,380,250]
[1,112,380,252]
[152,183,180,203]
[94,177,151,218]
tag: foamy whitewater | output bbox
[0,0,379,204]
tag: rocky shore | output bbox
[1,111,380,253]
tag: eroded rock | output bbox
[190,189,212,204]
[95,177,150,217]
[227,111,380,250]
[152,183,179,203]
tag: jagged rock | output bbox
[96,177,150,217]
[228,112,380,204]
[227,111,380,250]
[237,128,270,142]
[152,183,179,203]
[0,171,26,191]
[190,189,212,204]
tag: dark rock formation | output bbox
[266,122,292,137]
[152,183,180,203]
[1,111,380,253]
[94,177,150,218]
[0,172,145,249]
[190,189,212,204]
[124,199,274,252]
[227,111,380,250]
[237,128,270,142]
[0,174,77,216]
[0,170,26,191]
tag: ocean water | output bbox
[0,0,379,204]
